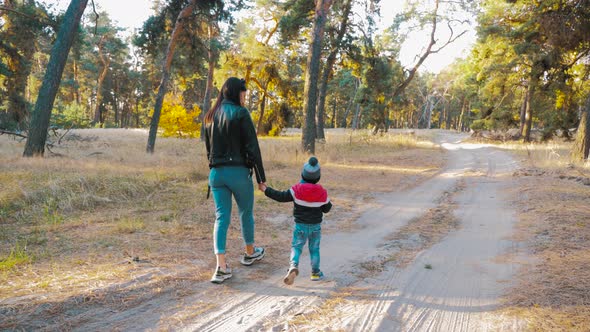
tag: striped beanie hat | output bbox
[301,156,321,182]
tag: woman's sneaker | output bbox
[240,247,265,266]
[310,271,324,281]
[283,265,299,285]
[211,265,232,284]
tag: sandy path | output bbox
[169,131,525,332]
[336,137,526,331]
[50,131,525,331]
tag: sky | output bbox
[44,0,477,74]
[378,1,477,73]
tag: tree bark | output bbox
[572,96,590,160]
[519,87,528,135]
[23,0,88,157]
[340,78,359,128]
[331,97,337,128]
[302,0,333,154]
[316,0,352,139]
[257,91,268,134]
[93,35,110,126]
[73,59,81,104]
[146,0,196,153]
[200,22,218,141]
[522,73,538,142]
[351,103,361,129]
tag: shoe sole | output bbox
[310,274,324,281]
[283,268,299,285]
[211,274,232,284]
[240,250,265,266]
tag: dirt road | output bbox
[23,131,525,331]
[157,131,523,331]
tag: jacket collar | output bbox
[221,99,239,105]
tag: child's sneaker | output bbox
[283,265,299,285]
[210,265,232,284]
[240,247,265,266]
[310,271,324,281]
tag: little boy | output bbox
[259,157,332,285]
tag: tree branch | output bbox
[263,18,279,45]
[0,129,27,139]
[392,0,440,98]
[0,5,57,28]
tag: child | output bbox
[259,157,332,285]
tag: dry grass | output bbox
[0,128,444,329]
[501,140,590,330]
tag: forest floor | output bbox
[0,129,589,331]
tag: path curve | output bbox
[177,131,526,331]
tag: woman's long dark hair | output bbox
[204,77,247,124]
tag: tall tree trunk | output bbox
[93,35,109,126]
[257,91,267,134]
[302,0,333,154]
[340,78,359,128]
[445,104,452,129]
[522,73,538,142]
[113,78,119,126]
[519,86,528,136]
[331,97,337,128]
[135,97,140,128]
[200,22,217,141]
[23,0,88,157]
[73,59,80,104]
[340,98,352,128]
[572,96,590,160]
[351,103,361,130]
[146,0,196,153]
[316,0,352,139]
[458,99,466,131]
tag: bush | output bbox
[52,103,92,128]
[152,96,201,138]
[471,119,493,131]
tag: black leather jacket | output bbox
[205,100,266,183]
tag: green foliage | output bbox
[52,103,92,128]
[1,0,587,144]
[470,119,492,131]
[278,0,314,44]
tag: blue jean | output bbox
[291,223,321,273]
[209,166,255,254]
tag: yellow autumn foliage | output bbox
[152,96,201,138]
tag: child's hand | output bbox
[258,182,267,192]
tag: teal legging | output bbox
[209,166,255,254]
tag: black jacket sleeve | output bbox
[321,201,332,213]
[204,123,211,161]
[239,109,266,183]
[264,186,293,202]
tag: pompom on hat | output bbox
[301,156,321,182]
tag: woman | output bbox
[204,77,267,284]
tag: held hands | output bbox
[258,182,267,192]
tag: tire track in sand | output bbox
[326,139,527,331]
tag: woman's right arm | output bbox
[204,123,211,161]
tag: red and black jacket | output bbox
[264,182,332,224]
